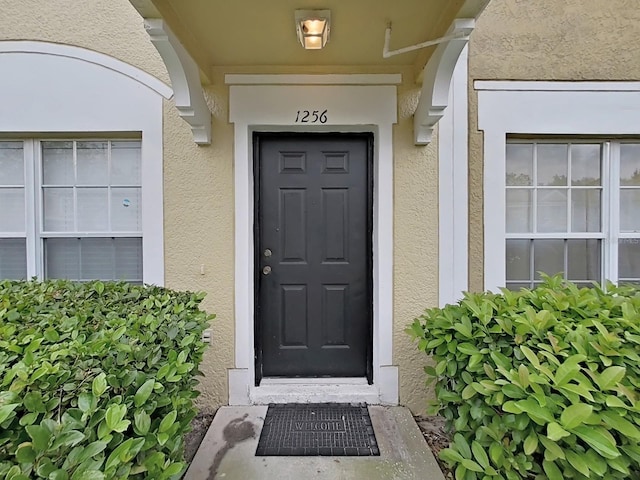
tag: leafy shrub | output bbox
[408,276,640,480]
[0,280,213,480]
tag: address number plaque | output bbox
[295,109,328,124]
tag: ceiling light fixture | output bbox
[295,10,331,50]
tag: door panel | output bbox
[255,133,372,378]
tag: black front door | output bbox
[255,133,373,380]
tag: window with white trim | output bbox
[0,139,143,282]
[505,139,640,289]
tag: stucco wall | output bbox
[0,0,169,85]
[394,86,439,413]
[0,0,439,414]
[468,0,640,292]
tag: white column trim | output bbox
[414,19,474,145]
[438,46,468,306]
[144,18,212,145]
[228,83,398,405]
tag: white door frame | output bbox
[226,75,399,405]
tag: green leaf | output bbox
[502,401,523,414]
[440,448,465,464]
[43,328,60,342]
[113,325,127,340]
[547,422,570,441]
[543,460,563,480]
[159,463,185,480]
[92,373,108,397]
[49,470,69,480]
[584,448,608,476]
[523,431,538,455]
[78,393,95,413]
[489,442,504,467]
[159,410,177,433]
[157,432,170,445]
[605,395,629,409]
[105,438,137,471]
[26,424,52,451]
[461,384,476,400]
[596,366,626,390]
[134,410,151,436]
[94,281,105,295]
[23,392,46,413]
[105,404,127,430]
[77,441,108,462]
[471,441,490,469]
[600,410,640,441]
[560,403,593,429]
[15,443,37,463]
[51,430,85,450]
[457,343,480,356]
[554,354,585,386]
[453,433,472,459]
[134,379,155,407]
[539,436,565,461]
[517,364,530,388]
[0,403,20,423]
[461,458,483,472]
[519,345,540,367]
[566,450,590,477]
[572,425,620,459]
[19,412,39,426]
[514,398,554,425]
[75,472,104,480]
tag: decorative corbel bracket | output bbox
[144,18,211,145]
[414,18,474,145]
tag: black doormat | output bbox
[255,403,379,456]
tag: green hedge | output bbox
[0,280,213,480]
[408,276,640,480]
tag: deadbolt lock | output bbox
[264,248,272,257]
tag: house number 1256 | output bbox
[295,109,328,124]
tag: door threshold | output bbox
[250,379,380,405]
[260,377,369,385]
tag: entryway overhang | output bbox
[129,0,490,145]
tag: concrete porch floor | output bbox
[184,405,445,480]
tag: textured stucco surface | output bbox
[468,0,640,292]
[393,86,439,414]
[0,0,440,413]
[0,0,169,85]
[161,89,235,409]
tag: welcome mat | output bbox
[255,403,380,456]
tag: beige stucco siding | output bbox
[0,0,440,414]
[161,89,235,408]
[394,86,439,413]
[468,0,640,292]
[0,0,169,85]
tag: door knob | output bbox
[264,248,272,257]
[262,266,272,275]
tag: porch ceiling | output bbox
[134,0,487,77]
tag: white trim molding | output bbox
[144,18,212,145]
[438,46,468,306]
[0,41,166,286]
[414,19,474,145]
[224,74,403,85]
[227,77,398,405]
[477,80,640,292]
[0,41,172,99]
